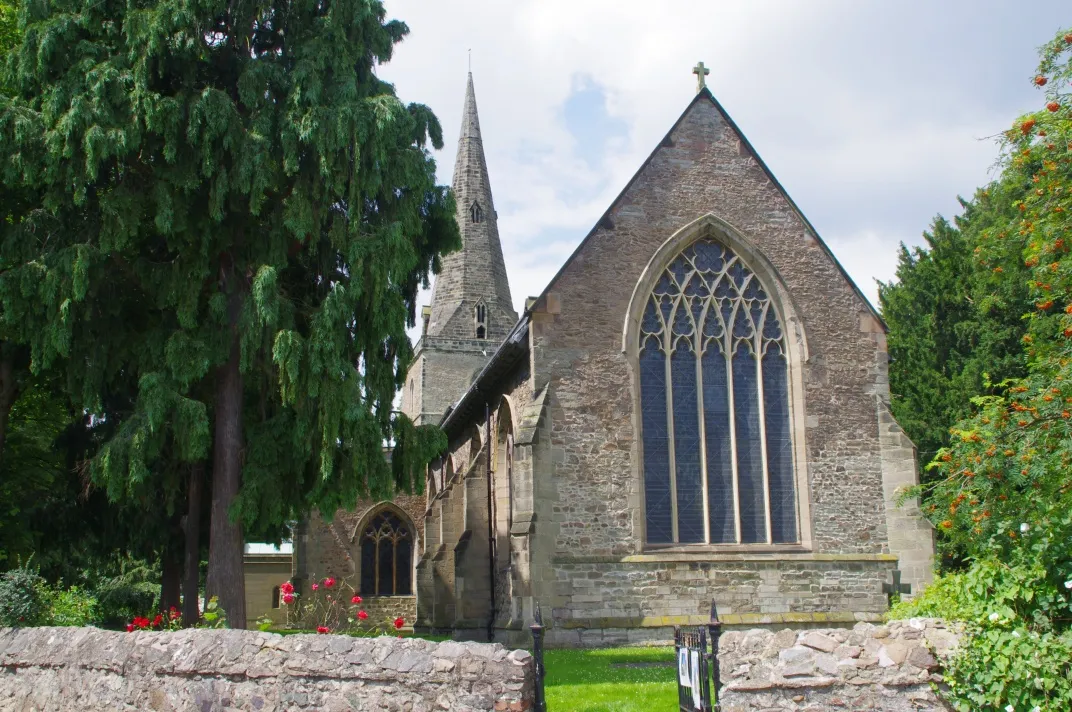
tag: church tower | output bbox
[401,73,518,425]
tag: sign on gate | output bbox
[674,602,722,712]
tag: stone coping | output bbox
[554,552,899,564]
[559,611,885,629]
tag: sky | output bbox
[376,0,1068,336]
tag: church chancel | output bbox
[287,64,936,645]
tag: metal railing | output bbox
[674,601,722,712]
[530,600,547,712]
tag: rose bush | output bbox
[275,575,405,636]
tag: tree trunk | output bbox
[206,277,246,629]
[0,350,20,467]
[159,546,182,614]
[182,461,204,627]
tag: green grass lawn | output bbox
[544,646,677,712]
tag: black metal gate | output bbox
[674,602,722,712]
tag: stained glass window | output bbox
[638,239,799,545]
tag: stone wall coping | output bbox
[554,552,900,564]
[559,611,885,630]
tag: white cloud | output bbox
[378,0,1060,334]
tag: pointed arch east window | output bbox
[638,239,798,546]
[360,510,413,595]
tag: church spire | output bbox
[426,73,517,341]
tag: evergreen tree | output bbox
[0,0,456,625]
[879,183,1031,476]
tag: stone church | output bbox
[287,68,936,645]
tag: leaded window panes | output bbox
[360,511,413,595]
[638,239,798,545]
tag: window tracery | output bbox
[638,239,797,545]
[360,510,413,595]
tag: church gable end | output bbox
[522,84,933,641]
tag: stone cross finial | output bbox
[693,61,710,92]
[882,569,912,607]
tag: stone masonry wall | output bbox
[520,92,934,631]
[0,627,534,712]
[546,556,894,647]
[297,495,426,596]
[718,618,959,711]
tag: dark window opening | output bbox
[470,201,484,223]
[360,510,413,595]
[475,303,488,339]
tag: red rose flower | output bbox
[393,617,405,630]
[133,616,150,630]
[280,581,294,595]
[169,608,180,620]
[323,577,336,589]
[351,595,362,604]
[357,610,369,621]
[152,614,163,628]
[316,626,329,634]
[282,593,295,604]
[310,582,319,591]
[126,623,135,632]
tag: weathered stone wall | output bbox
[0,627,534,712]
[295,495,426,595]
[517,92,934,632]
[718,619,960,711]
[545,556,894,647]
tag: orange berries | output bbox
[1035,75,1048,86]
[1048,102,1060,112]
[939,520,953,530]
[1022,118,1037,133]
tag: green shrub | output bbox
[891,556,1072,711]
[93,559,159,628]
[0,565,47,626]
[944,626,1072,712]
[45,585,99,627]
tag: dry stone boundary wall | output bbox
[0,627,533,712]
[718,618,960,711]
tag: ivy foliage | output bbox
[0,0,457,620]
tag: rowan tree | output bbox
[0,0,456,624]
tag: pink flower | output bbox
[323,577,336,589]
[393,617,405,630]
[280,581,294,595]
[311,582,319,591]
[351,595,362,604]
[316,626,329,634]
[357,610,369,621]
[282,593,294,604]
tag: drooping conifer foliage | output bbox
[0,0,457,625]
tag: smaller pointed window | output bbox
[470,201,484,224]
[475,302,487,339]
